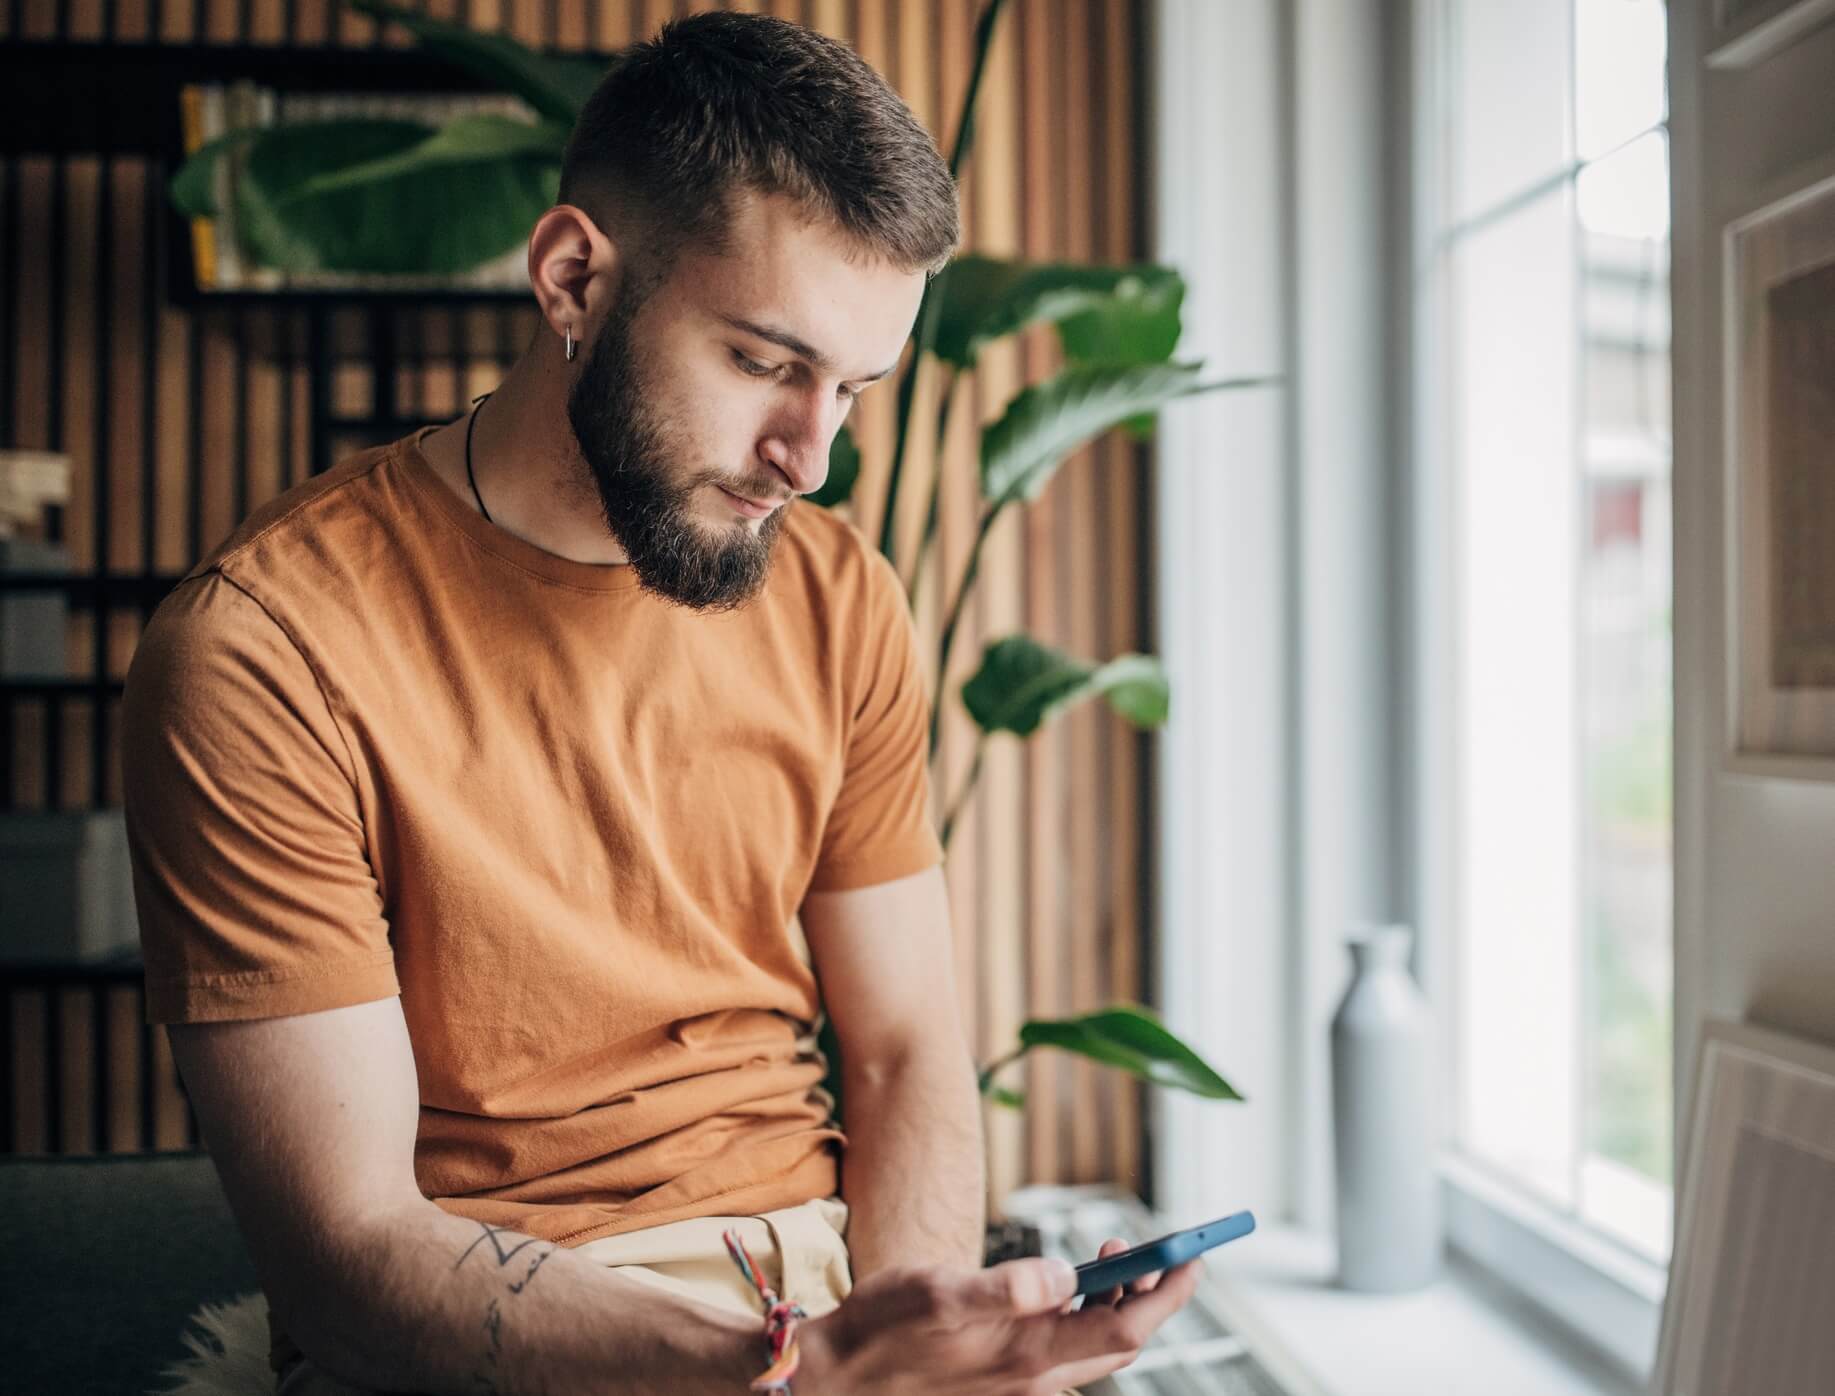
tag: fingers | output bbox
[1096,1237,1129,1308]
[1088,1237,1163,1306]
[1059,1237,1128,1314]
[960,1256,1079,1315]
[1047,1256,1204,1371]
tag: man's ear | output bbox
[527,203,619,348]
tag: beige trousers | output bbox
[274,1195,853,1394]
[275,1196,1082,1395]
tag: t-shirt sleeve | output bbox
[122,571,398,1024]
[806,544,947,893]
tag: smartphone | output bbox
[1072,1210,1256,1297]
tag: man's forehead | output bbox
[677,241,921,380]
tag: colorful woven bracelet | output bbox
[722,1227,809,1393]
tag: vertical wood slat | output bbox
[7,157,47,815]
[106,983,143,1150]
[1057,0,1104,1185]
[2,1,1151,1200]
[1016,0,1063,1189]
[250,0,289,44]
[2,155,16,448]
[1099,0,1145,1194]
[9,992,49,1151]
[933,0,980,1093]
[1,981,199,1155]
[890,0,962,1124]
[54,148,96,812]
[841,0,894,556]
[968,0,1028,1218]
[158,0,195,43]
[56,987,89,1151]
[94,138,120,808]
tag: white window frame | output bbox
[1404,1,1671,1381]
[1149,1,1673,1386]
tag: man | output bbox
[122,12,1200,1393]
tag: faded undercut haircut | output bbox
[558,10,961,297]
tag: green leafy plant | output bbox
[169,0,1255,1122]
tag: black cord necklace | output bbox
[465,391,495,524]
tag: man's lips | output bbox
[717,484,783,518]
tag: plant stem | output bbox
[939,737,987,852]
[878,327,926,568]
[905,366,959,608]
[976,1044,1028,1096]
[929,500,1004,761]
[876,0,1011,566]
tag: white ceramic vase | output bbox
[1329,923,1442,1292]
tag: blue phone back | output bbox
[1071,1210,1256,1297]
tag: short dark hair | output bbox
[558,10,960,293]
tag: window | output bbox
[1422,0,1673,1275]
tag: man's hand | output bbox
[795,1237,1202,1395]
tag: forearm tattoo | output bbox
[454,1223,557,1392]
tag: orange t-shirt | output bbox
[122,426,944,1249]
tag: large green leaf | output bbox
[980,360,1206,505]
[808,425,861,509]
[931,256,1184,369]
[233,119,558,275]
[346,0,610,125]
[1056,272,1185,366]
[1020,1006,1242,1101]
[169,127,264,218]
[960,634,1168,738]
[285,113,569,200]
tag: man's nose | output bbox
[759,392,840,497]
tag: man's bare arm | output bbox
[278,1193,763,1393]
[832,1032,987,1277]
[168,998,761,1395]
[800,864,987,1278]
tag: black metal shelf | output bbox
[0,574,188,603]
[0,948,144,985]
[172,287,530,308]
[1,39,619,158]
[0,680,126,697]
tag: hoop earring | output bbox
[565,324,576,362]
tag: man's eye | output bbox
[734,348,858,401]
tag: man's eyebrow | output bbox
[718,313,898,383]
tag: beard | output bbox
[564,286,793,613]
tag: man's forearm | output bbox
[837,1040,987,1278]
[280,1198,761,1395]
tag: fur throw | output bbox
[146,1291,273,1396]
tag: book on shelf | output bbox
[177,79,540,295]
[0,449,72,540]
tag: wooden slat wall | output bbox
[0,0,1153,1201]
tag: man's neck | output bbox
[417,355,632,567]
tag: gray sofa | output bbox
[0,1151,262,1392]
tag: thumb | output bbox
[963,1257,1078,1315]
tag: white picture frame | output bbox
[1722,162,1835,778]
[1653,1018,1835,1394]
[1706,0,1835,68]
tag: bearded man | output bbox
[123,13,1199,1393]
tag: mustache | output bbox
[710,476,792,506]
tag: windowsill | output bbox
[1202,1223,1650,1396]
[1438,1153,1668,1379]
